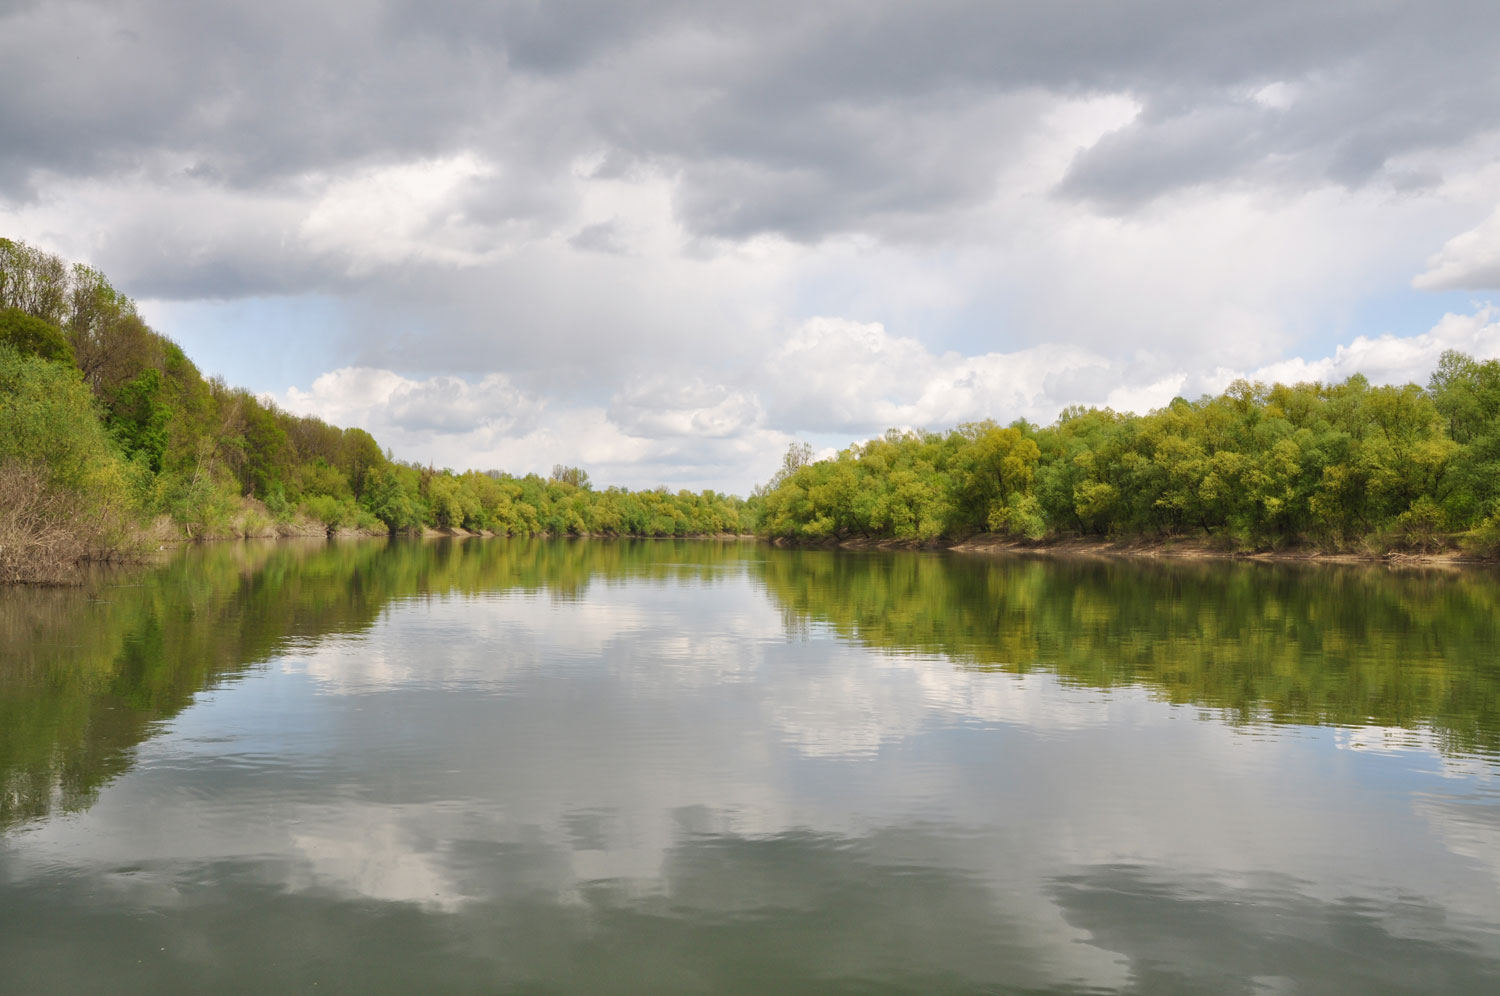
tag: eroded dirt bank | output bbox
[777,533,1496,569]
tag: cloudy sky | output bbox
[3,0,1499,492]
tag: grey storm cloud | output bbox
[568,220,628,255]
[4,0,1499,291]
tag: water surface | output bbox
[3,539,1499,993]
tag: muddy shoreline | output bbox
[16,530,1495,586]
[775,533,1499,569]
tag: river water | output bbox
[2,538,1499,994]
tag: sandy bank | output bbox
[771,532,1495,569]
[947,534,1494,568]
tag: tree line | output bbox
[8,232,1500,580]
[1,237,751,581]
[755,356,1500,555]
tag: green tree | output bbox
[0,308,73,364]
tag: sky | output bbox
[3,0,1500,493]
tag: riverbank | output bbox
[949,534,1498,567]
[415,527,754,540]
[776,532,1499,568]
[6,527,761,586]
[12,526,1493,586]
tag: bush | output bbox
[0,462,92,583]
[0,345,125,495]
[301,493,349,532]
[164,474,240,539]
[0,308,73,364]
[1461,507,1500,559]
[263,484,293,521]
[1388,496,1448,553]
[0,346,132,579]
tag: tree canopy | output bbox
[753,358,1500,555]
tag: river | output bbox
[3,538,1498,993]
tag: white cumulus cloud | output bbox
[1414,206,1500,292]
[767,317,1113,433]
[280,366,545,439]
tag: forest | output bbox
[0,238,751,581]
[5,233,1500,583]
[755,354,1500,556]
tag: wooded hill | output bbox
[0,238,751,582]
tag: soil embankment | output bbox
[949,534,1486,567]
[773,532,1492,568]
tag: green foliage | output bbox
[549,464,591,489]
[0,237,69,325]
[1388,496,1449,553]
[361,465,422,533]
[755,360,1500,555]
[947,421,1042,535]
[0,345,133,579]
[236,393,290,498]
[425,473,475,530]
[163,474,241,539]
[106,368,171,473]
[263,484,293,520]
[1460,505,1500,558]
[340,428,384,498]
[0,308,73,363]
[299,493,352,532]
[0,346,126,497]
